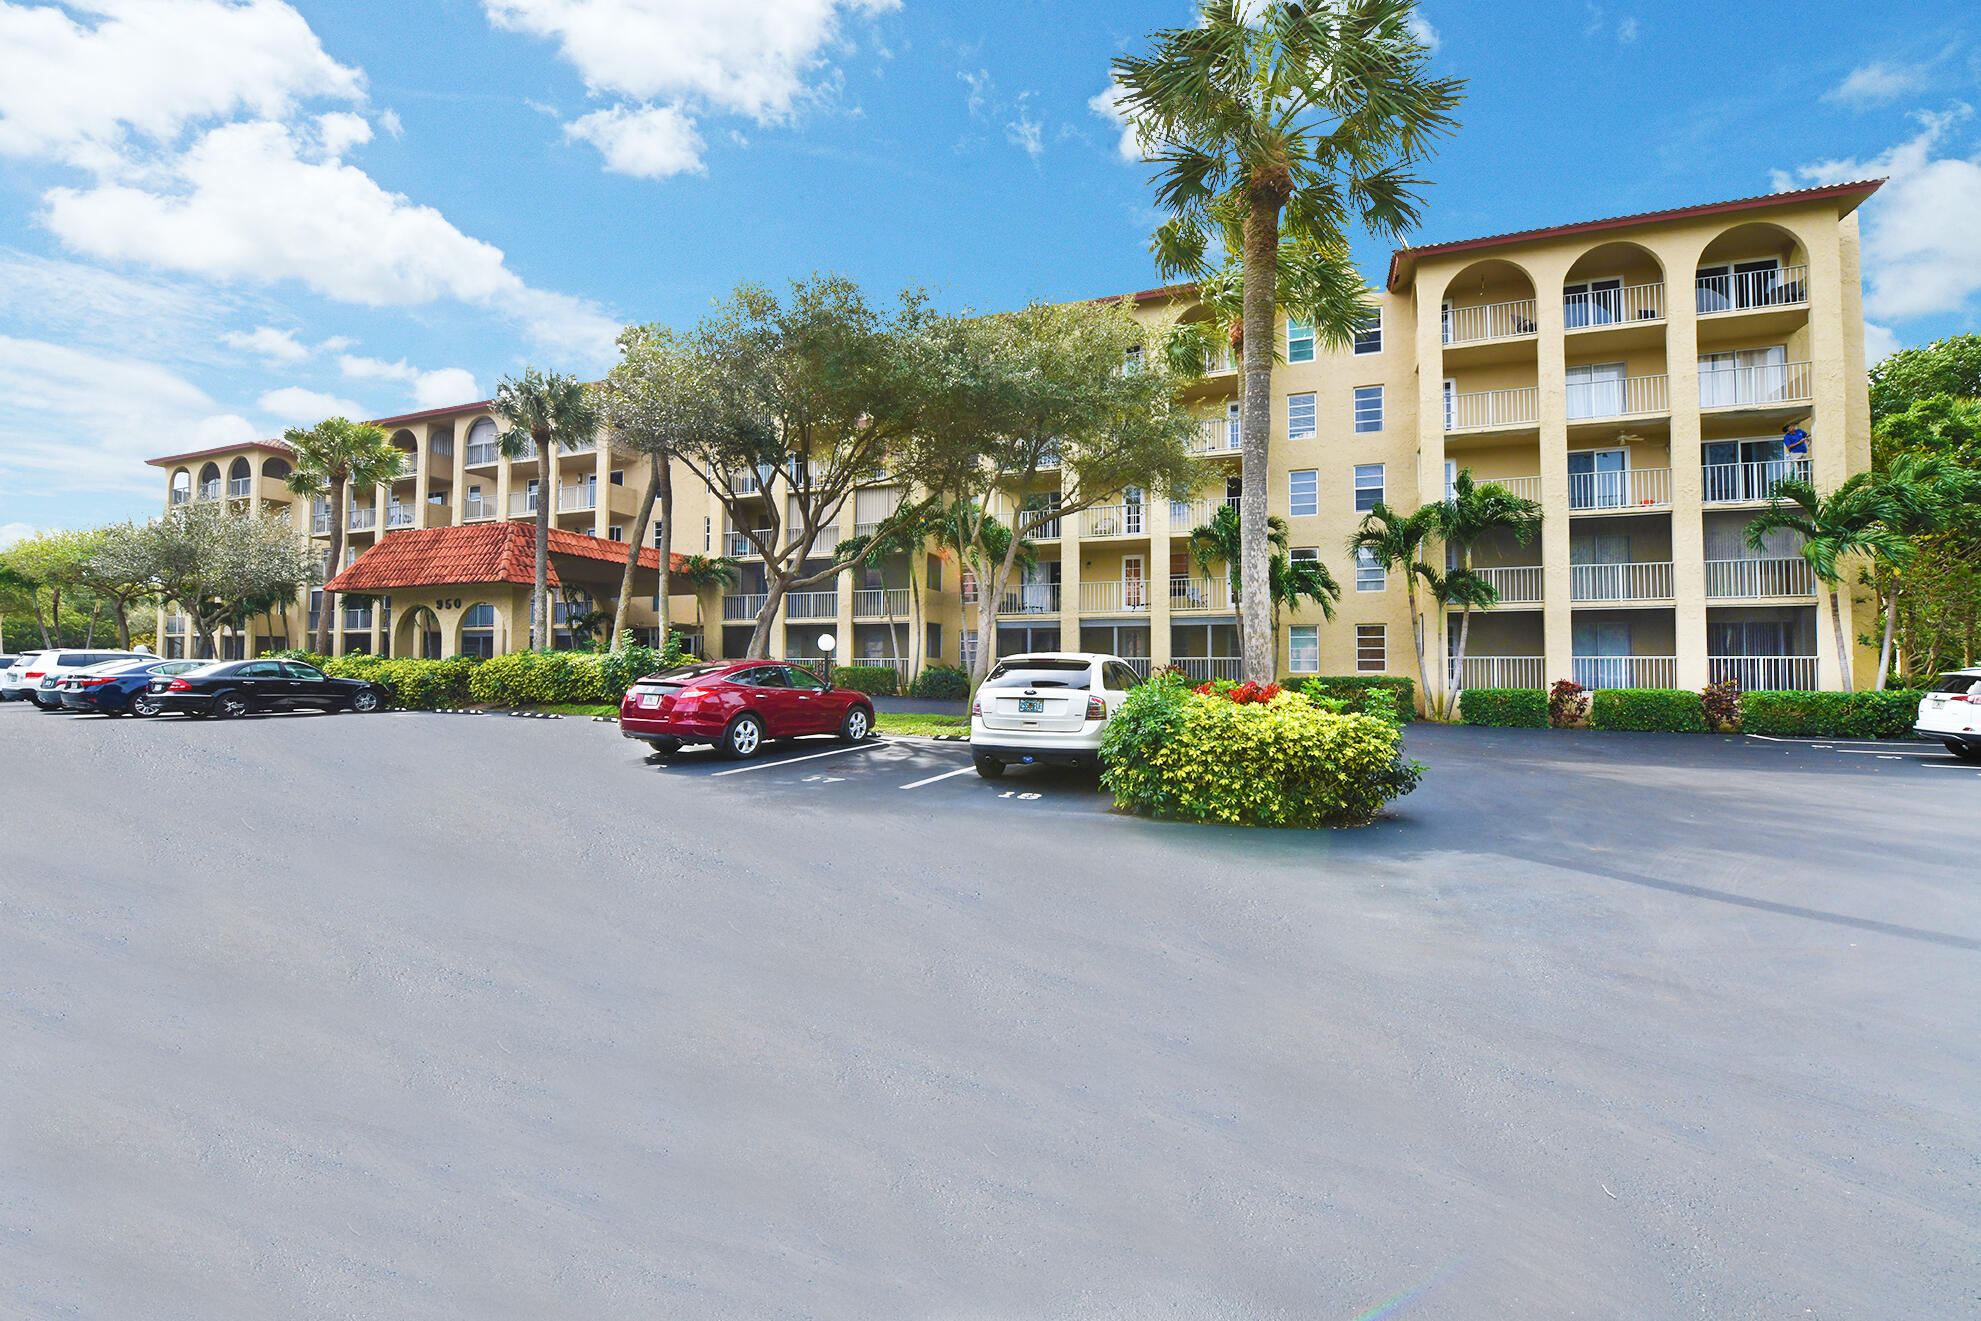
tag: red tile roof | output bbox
[368,400,496,429]
[146,439,294,467]
[323,522,684,593]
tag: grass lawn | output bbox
[517,703,619,718]
[875,712,969,738]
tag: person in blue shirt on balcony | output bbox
[1781,424,1810,458]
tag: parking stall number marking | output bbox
[997,791,1043,801]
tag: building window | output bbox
[1356,623,1387,673]
[609,469,624,486]
[1354,463,1385,512]
[1289,469,1318,517]
[1354,546,1385,592]
[1353,386,1383,433]
[1354,311,1382,355]
[1288,392,1317,439]
[926,554,942,593]
[927,622,942,659]
[609,525,624,542]
[703,516,711,551]
[1290,625,1320,674]
[1123,344,1144,373]
[1287,318,1315,363]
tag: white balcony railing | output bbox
[852,588,910,617]
[465,440,502,467]
[998,583,1060,615]
[1168,576,1231,612]
[1020,510,1061,541]
[311,513,332,535]
[1447,386,1538,431]
[1570,561,1674,602]
[170,489,191,506]
[1169,496,1239,533]
[1702,458,1811,504]
[1189,417,1242,455]
[844,656,912,684]
[385,504,415,529]
[342,609,373,631]
[1475,566,1543,605]
[1704,557,1815,599]
[1174,657,1243,682]
[1081,503,1148,538]
[347,507,377,532]
[1443,297,1538,345]
[509,492,538,517]
[1566,373,1669,421]
[1452,655,1545,690]
[558,484,597,513]
[1079,580,1150,614]
[1709,655,1819,691]
[811,527,841,555]
[198,481,222,501]
[1465,474,1542,503]
[393,453,417,478]
[784,591,838,620]
[723,593,767,621]
[1698,361,1814,409]
[462,497,496,522]
[1564,281,1665,328]
[1573,655,1677,690]
[226,477,252,498]
[1569,466,1671,511]
[1696,264,1808,314]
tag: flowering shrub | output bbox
[1548,679,1589,729]
[1101,674,1422,828]
[1194,679,1282,704]
[1700,679,1742,733]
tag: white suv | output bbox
[968,651,1143,778]
[1916,669,1981,761]
[11,649,153,709]
[0,652,45,702]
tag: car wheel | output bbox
[131,692,163,717]
[1949,741,1981,763]
[647,736,682,754]
[349,689,382,714]
[721,713,764,759]
[211,691,249,720]
[839,705,872,742]
[973,752,1005,779]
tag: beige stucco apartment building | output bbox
[146,180,1881,696]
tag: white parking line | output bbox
[709,740,891,776]
[899,766,977,790]
[1830,748,1950,757]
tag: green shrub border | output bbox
[1457,688,1548,728]
[1286,674,1417,722]
[1590,688,1705,733]
[1456,682,1925,739]
[831,664,900,697]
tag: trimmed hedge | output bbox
[1591,688,1706,733]
[831,665,900,697]
[1292,675,1417,722]
[1459,688,1548,728]
[911,665,970,701]
[468,651,612,706]
[1742,689,1924,739]
[1100,676,1422,828]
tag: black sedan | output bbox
[57,658,208,715]
[147,659,391,718]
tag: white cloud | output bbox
[1089,81,1142,163]
[0,0,363,167]
[484,0,895,176]
[565,103,705,178]
[1775,104,1981,321]
[1407,13,1441,56]
[1005,94,1042,161]
[961,68,993,118]
[257,385,365,422]
[1864,321,1901,363]
[1826,61,1926,108]
[0,522,34,549]
[315,109,372,156]
[1617,16,1638,43]
[378,107,403,138]
[223,325,310,362]
[337,355,481,408]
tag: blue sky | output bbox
[2,0,1978,541]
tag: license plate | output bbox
[1017,697,1043,713]
[1930,696,1946,707]
[639,694,660,708]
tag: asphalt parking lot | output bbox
[3,699,1977,1319]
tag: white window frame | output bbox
[1354,463,1385,512]
[1289,469,1319,518]
[1353,385,1384,433]
[1289,625,1320,674]
[1354,546,1385,593]
[609,524,624,542]
[1354,310,1382,355]
[1287,392,1317,440]
[1356,624,1387,673]
[1287,317,1315,363]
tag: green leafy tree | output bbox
[1869,334,1981,423]
[1746,476,1911,693]
[673,553,742,644]
[282,416,401,653]
[1424,471,1541,719]
[1347,501,1439,715]
[492,368,602,650]
[833,499,942,676]
[1113,0,1461,682]
[147,504,322,658]
[1413,562,1496,716]
[1863,455,1977,688]
[80,522,160,648]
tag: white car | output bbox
[11,648,153,709]
[1,651,48,702]
[1916,669,1981,762]
[968,651,1144,779]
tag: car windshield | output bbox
[1932,674,1981,695]
[983,660,1092,690]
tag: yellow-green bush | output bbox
[326,656,474,709]
[468,651,614,706]
[1101,679,1422,828]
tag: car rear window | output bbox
[637,663,734,689]
[984,660,1092,690]
[83,659,152,675]
[1932,674,1981,695]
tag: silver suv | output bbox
[1916,669,1981,761]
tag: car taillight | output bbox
[971,698,981,717]
[677,687,708,701]
[1952,694,1971,703]
[167,678,193,691]
[77,677,116,687]
[23,671,43,679]
[1086,696,1107,721]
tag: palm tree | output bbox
[1746,476,1912,693]
[1865,455,1976,689]
[1425,471,1542,719]
[1115,0,1460,683]
[673,554,741,652]
[1270,546,1340,636]
[493,369,600,649]
[834,503,937,678]
[1414,562,1497,715]
[283,416,400,654]
[1348,501,1439,714]
[1189,503,1338,664]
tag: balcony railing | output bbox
[227,477,253,498]
[1174,657,1242,682]
[385,504,415,529]
[462,498,496,522]
[465,441,502,467]
[811,527,841,554]
[852,588,910,617]
[1704,557,1814,599]
[1709,655,1819,691]
[198,481,221,501]
[722,593,767,621]
[1444,297,1538,345]
[347,507,377,532]
[1452,655,1545,690]
[1467,474,1542,503]
[1189,417,1242,455]
[1566,373,1669,421]
[785,591,838,620]
[846,656,912,683]
[1570,561,1674,602]
[1569,466,1671,511]
[1079,580,1150,614]
[1698,361,1814,409]
[1564,281,1665,328]
[998,584,1060,615]
[1168,576,1231,612]
[170,489,191,506]
[509,492,538,516]
[164,615,188,635]
[1169,496,1239,533]
[1019,509,1061,541]
[393,453,417,478]
[311,513,332,534]
[1447,386,1538,431]
[1696,264,1808,315]
[1702,458,1810,504]
[724,531,758,557]
[557,484,597,512]
[1476,566,1543,605]
[342,610,373,631]
[1081,503,1147,538]
[1573,655,1677,690]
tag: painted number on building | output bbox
[434,598,463,610]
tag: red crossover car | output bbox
[619,661,876,758]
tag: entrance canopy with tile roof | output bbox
[323,522,684,594]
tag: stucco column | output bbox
[593,444,611,538]
[1667,239,1710,691]
[1058,484,1081,660]
[1148,497,1173,671]
[1532,257,1575,690]
[1802,207,1866,690]
[449,423,468,526]
[1416,282,1451,707]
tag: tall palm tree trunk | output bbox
[1829,586,1854,693]
[1237,202,1281,683]
[315,475,345,655]
[654,457,672,656]
[1404,578,1431,719]
[612,454,662,650]
[1446,604,1477,720]
[533,477,551,651]
[1876,578,1900,691]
